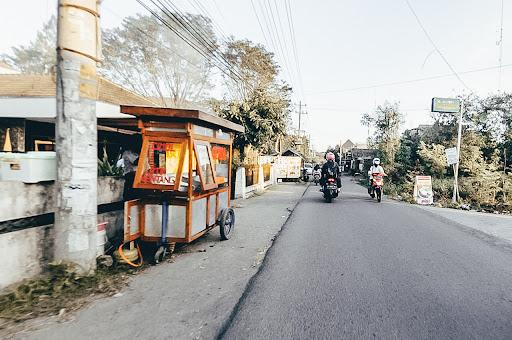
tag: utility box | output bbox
[0,151,56,183]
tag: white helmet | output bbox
[373,158,380,165]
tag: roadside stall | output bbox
[119,106,244,264]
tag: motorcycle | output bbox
[322,176,339,203]
[369,173,384,202]
[313,169,321,186]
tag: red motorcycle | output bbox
[370,173,384,202]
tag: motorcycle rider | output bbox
[368,157,385,193]
[321,152,341,190]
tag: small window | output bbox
[212,144,230,186]
[215,130,231,140]
[194,141,217,191]
[193,125,214,137]
[178,148,201,193]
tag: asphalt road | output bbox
[220,177,512,339]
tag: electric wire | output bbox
[158,0,250,88]
[405,0,471,91]
[137,0,247,86]
[264,0,295,85]
[309,63,512,95]
[271,0,298,88]
[498,0,504,89]
[136,0,242,83]
[250,0,271,49]
[102,4,202,71]
[284,0,305,98]
[157,0,243,80]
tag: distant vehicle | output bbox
[302,163,313,181]
[303,163,313,175]
[313,169,321,185]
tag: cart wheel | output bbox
[219,208,235,240]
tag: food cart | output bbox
[119,106,244,263]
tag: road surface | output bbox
[220,177,512,339]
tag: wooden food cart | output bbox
[120,106,244,263]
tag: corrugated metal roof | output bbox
[0,74,157,106]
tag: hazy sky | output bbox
[1,0,510,150]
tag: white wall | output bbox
[0,177,124,222]
[0,226,47,290]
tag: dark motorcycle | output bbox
[323,177,338,203]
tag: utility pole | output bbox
[297,101,307,137]
[452,101,464,203]
[54,0,102,273]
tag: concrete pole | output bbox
[452,101,464,203]
[298,100,302,137]
[54,0,101,273]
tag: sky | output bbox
[0,0,510,151]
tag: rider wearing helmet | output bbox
[321,152,341,189]
[368,157,385,192]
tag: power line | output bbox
[271,0,298,88]
[405,0,471,92]
[102,5,202,71]
[308,63,512,95]
[137,0,247,86]
[250,0,271,49]
[136,0,240,83]
[157,0,242,80]
[260,0,294,83]
[284,0,305,98]
[498,0,504,90]
[188,0,229,43]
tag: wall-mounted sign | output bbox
[414,175,434,205]
[431,97,461,113]
[445,147,458,165]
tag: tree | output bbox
[418,142,446,177]
[1,16,57,73]
[361,101,403,173]
[216,85,291,158]
[222,39,279,99]
[394,129,421,177]
[2,13,216,106]
[214,40,291,159]
[102,13,215,106]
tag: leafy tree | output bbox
[1,16,57,73]
[221,39,279,99]
[417,142,446,177]
[361,101,403,173]
[102,13,215,106]
[214,40,291,159]
[394,129,421,177]
[216,85,291,159]
[2,13,216,107]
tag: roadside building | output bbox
[0,74,156,290]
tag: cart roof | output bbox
[120,105,244,133]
